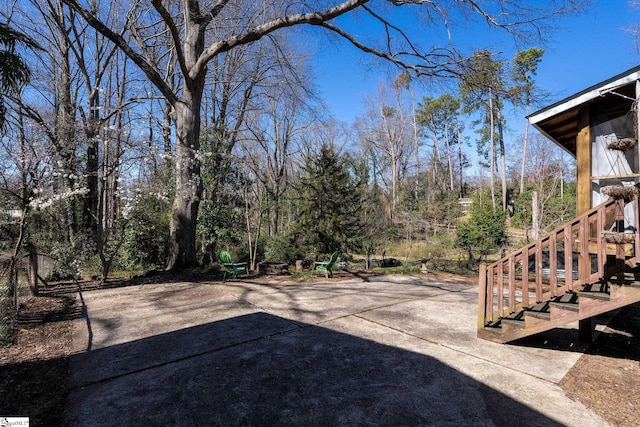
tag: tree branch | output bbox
[202,0,230,24]
[61,0,178,106]
[193,0,369,79]
[151,0,189,85]
[318,20,463,78]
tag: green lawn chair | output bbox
[313,251,340,278]
[219,250,249,280]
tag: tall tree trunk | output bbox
[84,88,100,238]
[497,109,507,211]
[488,91,496,210]
[165,14,206,270]
[28,243,39,297]
[445,123,455,192]
[167,93,204,270]
[412,93,420,203]
[430,123,441,190]
[458,129,464,198]
[532,191,540,240]
[58,25,78,242]
[270,193,279,236]
[519,111,530,194]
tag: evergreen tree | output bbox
[510,47,546,194]
[122,194,171,270]
[292,145,364,258]
[455,190,507,267]
[197,133,247,265]
[459,50,507,210]
[352,153,389,265]
[0,22,39,129]
[416,94,467,198]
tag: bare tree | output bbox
[356,76,415,222]
[6,0,149,281]
[244,98,298,236]
[517,133,575,234]
[242,45,317,237]
[0,100,52,339]
[625,1,640,52]
[60,0,589,270]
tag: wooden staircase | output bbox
[478,192,640,343]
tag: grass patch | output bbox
[371,264,420,274]
[290,272,318,281]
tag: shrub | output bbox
[455,200,507,267]
[121,195,170,270]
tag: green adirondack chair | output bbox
[313,251,340,278]
[219,250,248,280]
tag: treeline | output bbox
[0,2,580,287]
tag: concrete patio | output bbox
[65,274,610,426]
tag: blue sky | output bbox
[312,1,640,137]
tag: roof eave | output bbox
[529,65,640,127]
[528,65,640,149]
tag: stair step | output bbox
[607,273,640,287]
[499,318,523,330]
[577,291,610,301]
[549,292,580,312]
[603,283,640,303]
[499,294,579,325]
[525,312,550,322]
[607,272,640,286]
[491,292,582,331]
[552,292,579,304]
[503,311,524,321]
[525,301,551,320]
[578,284,610,301]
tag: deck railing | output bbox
[478,195,640,329]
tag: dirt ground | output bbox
[1,271,639,426]
[559,302,640,427]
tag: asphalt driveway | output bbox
[65,274,609,426]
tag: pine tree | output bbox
[293,145,364,257]
[459,50,507,210]
[455,190,507,267]
[0,22,39,129]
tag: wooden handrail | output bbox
[478,195,639,328]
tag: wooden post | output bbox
[579,317,594,343]
[478,263,488,331]
[580,217,590,283]
[549,236,557,294]
[521,249,530,308]
[576,107,591,215]
[564,224,573,291]
[531,191,540,240]
[508,256,515,313]
[615,199,626,279]
[295,260,303,272]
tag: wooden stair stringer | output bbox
[578,281,640,318]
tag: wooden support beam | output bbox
[579,317,594,343]
[576,107,591,215]
[478,263,487,330]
